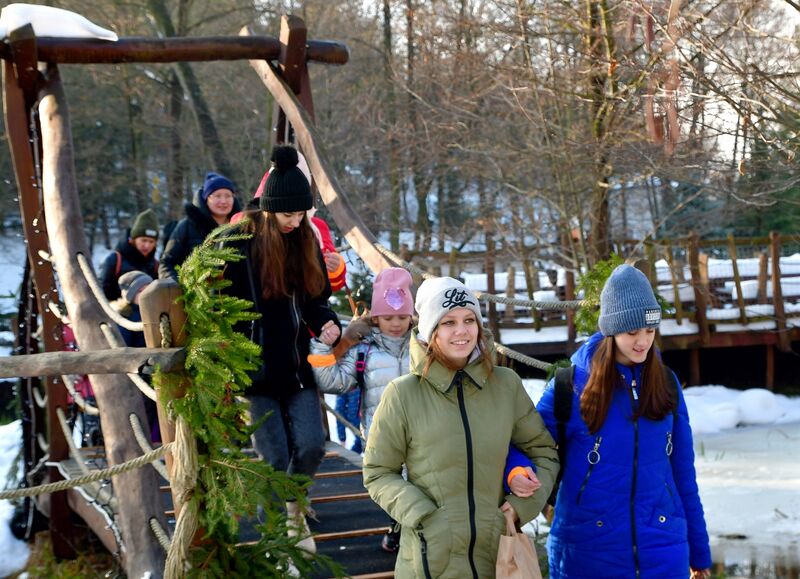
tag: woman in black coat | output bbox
[222,145,341,555]
[159,172,241,280]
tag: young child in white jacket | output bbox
[309,267,413,440]
[308,267,414,553]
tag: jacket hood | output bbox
[409,328,494,393]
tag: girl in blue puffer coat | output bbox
[514,264,712,579]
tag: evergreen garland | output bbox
[574,255,667,336]
[155,222,344,578]
[574,254,624,336]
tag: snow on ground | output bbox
[0,421,30,577]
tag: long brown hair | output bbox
[422,320,494,378]
[580,336,674,433]
[241,210,326,299]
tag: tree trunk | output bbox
[39,65,167,579]
[167,70,186,220]
[406,0,430,251]
[586,0,615,264]
[147,0,234,180]
[384,0,402,251]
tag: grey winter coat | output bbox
[310,328,410,437]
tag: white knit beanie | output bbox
[415,277,483,343]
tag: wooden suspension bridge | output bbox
[2,9,797,579]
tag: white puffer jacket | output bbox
[310,328,410,437]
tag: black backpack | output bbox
[547,364,680,506]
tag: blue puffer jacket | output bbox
[537,332,711,578]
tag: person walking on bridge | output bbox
[363,277,558,578]
[221,144,341,556]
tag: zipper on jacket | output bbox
[419,530,433,579]
[630,401,641,577]
[665,432,673,456]
[454,370,479,579]
[291,293,302,387]
[575,436,602,504]
[630,377,639,401]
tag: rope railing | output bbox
[150,517,172,552]
[130,413,170,481]
[0,442,173,500]
[61,374,99,415]
[99,323,158,401]
[494,343,553,372]
[76,252,144,332]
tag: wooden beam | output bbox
[687,232,711,345]
[0,36,348,66]
[244,31,393,274]
[3,27,74,559]
[0,347,185,379]
[770,232,790,352]
[727,233,747,325]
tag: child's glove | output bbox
[343,318,371,342]
[508,466,541,498]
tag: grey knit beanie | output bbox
[118,270,153,304]
[598,264,661,336]
[415,277,484,343]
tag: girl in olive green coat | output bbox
[363,277,559,579]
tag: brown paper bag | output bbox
[495,509,543,579]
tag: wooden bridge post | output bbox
[770,232,790,352]
[664,245,684,325]
[504,265,516,323]
[139,279,188,489]
[3,25,74,558]
[727,233,748,325]
[688,232,711,345]
[757,252,769,304]
[565,269,577,352]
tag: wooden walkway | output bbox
[59,441,397,578]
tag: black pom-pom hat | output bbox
[260,145,313,213]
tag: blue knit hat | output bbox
[598,265,661,336]
[201,172,235,203]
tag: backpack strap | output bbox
[548,365,574,506]
[355,343,371,389]
[114,250,122,277]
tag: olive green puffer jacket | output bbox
[363,333,559,578]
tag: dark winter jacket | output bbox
[363,332,559,578]
[537,332,712,578]
[99,235,158,301]
[221,233,341,398]
[159,190,241,280]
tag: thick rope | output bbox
[99,323,158,401]
[55,407,91,477]
[76,252,144,332]
[164,415,199,579]
[0,442,173,500]
[129,413,170,480]
[61,374,99,415]
[150,517,172,552]
[494,343,553,372]
[32,386,47,409]
[159,314,174,350]
[321,399,365,443]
